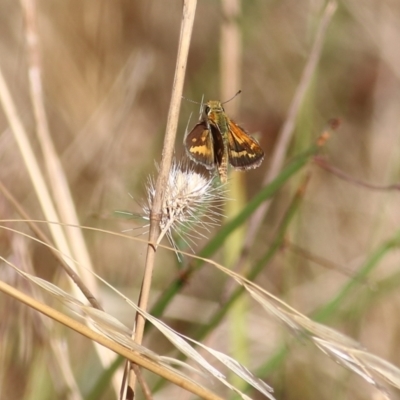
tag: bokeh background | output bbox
[2,1,400,399]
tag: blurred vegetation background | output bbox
[2,0,400,399]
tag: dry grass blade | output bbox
[181,336,275,400]
[6,218,400,396]
[4,236,83,400]
[0,65,128,381]
[20,0,98,300]
[5,261,186,370]
[0,63,76,290]
[355,351,400,389]
[0,181,102,309]
[2,249,269,399]
[0,52,118,390]
[0,261,224,400]
[14,252,276,398]
[229,273,400,396]
[122,286,275,399]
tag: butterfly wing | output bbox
[184,121,215,170]
[227,120,264,170]
[208,121,225,169]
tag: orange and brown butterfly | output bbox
[184,99,264,183]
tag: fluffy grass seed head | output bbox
[143,161,227,257]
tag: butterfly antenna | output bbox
[222,90,242,105]
[183,112,193,141]
[182,96,201,105]
[182,94,207,115]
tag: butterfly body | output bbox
[185,100,264,183]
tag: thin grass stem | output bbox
[242,0,338,260]
[126,0,198,397]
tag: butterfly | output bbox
[184,100,264,183]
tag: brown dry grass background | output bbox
[2,1,400,399]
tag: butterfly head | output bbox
[203,101,225,119]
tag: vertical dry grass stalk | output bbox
[0,23,100,350]
[220,0,242,263]
[220,0,241,107]
[2,0,123,395]
[239,0,338,266]
[0,60,77,287]
[125,0,198,397]
[20,0,98,295]
[219,0,248,387]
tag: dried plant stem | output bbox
[0,280,223,400]
[0,180,102,310]
[19,1,122,393]
[131,364,153,400]
[220,0,249,388]
[220,0,241,107]
[220,0,243,263]
[125,0,198,397]
[0,65,79,291]
[20,0,98,295]
[134,0,196,342]
[242,1,337,256]
[314,156,400,191]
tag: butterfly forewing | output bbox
[227,120,264,170]
[184,122,215,169]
